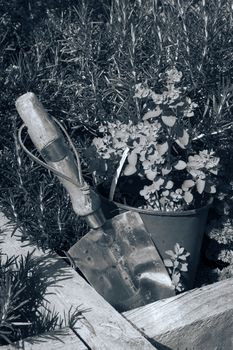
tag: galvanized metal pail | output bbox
[100,194,212,290]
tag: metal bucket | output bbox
[100,195,212,290]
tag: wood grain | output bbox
[1,327,88,350]
[124,277,233,350]
[0,213,156,350]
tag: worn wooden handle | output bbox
[16,92,105,228]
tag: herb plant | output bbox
[164,243,190,292]
[0,251,61,345]
[89,68,220,211]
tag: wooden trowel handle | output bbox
[16,92,105,229]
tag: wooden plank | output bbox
[1,327,88,350]
[0,213,156,350]
[124,278,233,350]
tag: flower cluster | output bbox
[89,68,220,211]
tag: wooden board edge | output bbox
[124,277,233,350]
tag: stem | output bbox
[193,122,233,141]
[155,190,162,211]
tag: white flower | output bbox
[134,83,151,98]
[150,92,164,104]
[166,67,183,84]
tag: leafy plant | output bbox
[0,251,62,345]
[0,248,88,345]
[164,243,190,292]
[88,68,220,211]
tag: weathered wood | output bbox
[124,277,233,350]
[4,207,233,350]
[0,213,156,350]
[1,327,88,350]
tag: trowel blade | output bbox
[68,211,175,311]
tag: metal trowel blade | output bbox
[68,211,175,311]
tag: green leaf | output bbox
[172,272,181,286]
[124,164,137,176]
[127,152,137,166]
[174,160,187,170]
[179,255,187,261]
[165,250,176,259]
[210,169,218,175]
[174,243,181,254]
[164,259,173,267]
[170,102,184,108]
[145,169,157,181]
[210,185,216,194]
[180,263,188,272]
[12,299,30,312]
[162,166,172,175]
[178,246,185,254]
[182,179,195,190]
[165,180,174,189]
[157,142,169,156]
[176,283,184,292]
[161,190,169,197]
[161,115,177,127]
[205,183,217,194]
[184,191,193,204]
[11,322,32,326]
[143,107,162,120]
[175,129,189,149]
[196,178,206,194]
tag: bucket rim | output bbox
[110,197,213,217]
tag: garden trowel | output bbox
[16,92,175,311]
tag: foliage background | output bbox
[0,0,232,278]
[0,250,62,345]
